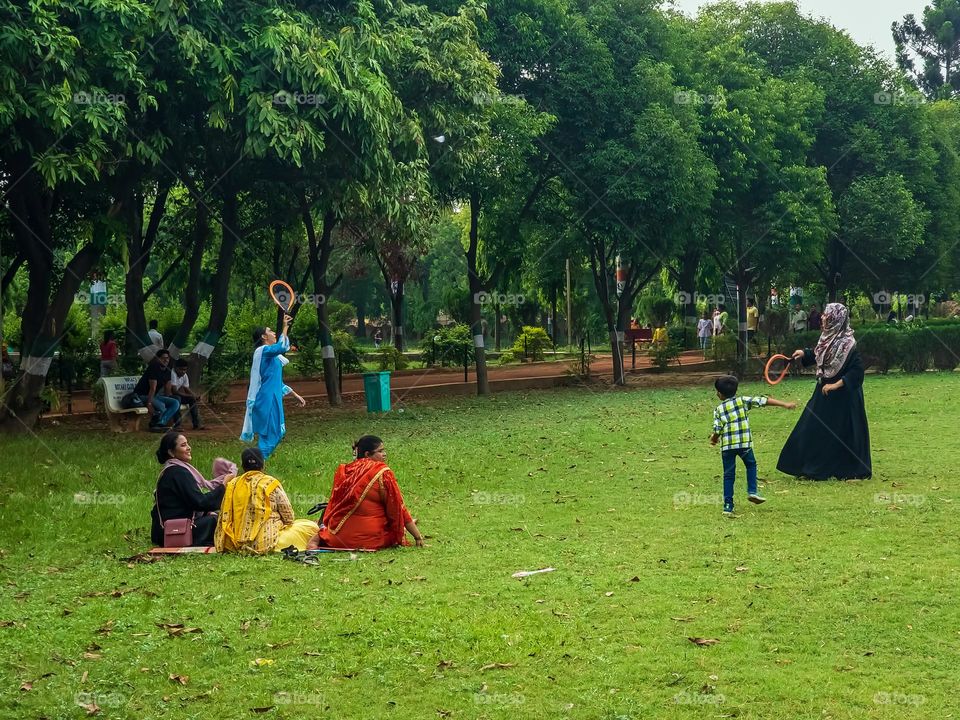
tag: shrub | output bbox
[931,324,960,371]
[294,344,323,378]
[375,345,409,371]
[639,296,677,326]
[422,324,473,367]
[651,338,682,371]
[333,330,364,374]
[898,325,936,373]
[855,327,900,374]
[512,326,553,361]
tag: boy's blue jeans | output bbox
[722,447,758,508]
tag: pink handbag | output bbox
[155,491,195,547]
[162,518,194,548]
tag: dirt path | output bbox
[48,350,718,435]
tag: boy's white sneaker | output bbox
[748,494,766,504]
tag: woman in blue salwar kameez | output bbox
[241,315,306,459]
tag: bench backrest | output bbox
[99,376,141,411]
[625,328,653,342]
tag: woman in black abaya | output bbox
[777,303,871,480]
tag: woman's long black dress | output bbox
[776,348,871,480]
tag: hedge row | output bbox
[776,323,960,374]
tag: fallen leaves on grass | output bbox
[156,623,203,638]
[670,616,695,622]
[436,660,455,670]
[687,637,719,647]
[480,663,515,671]
[82,652,102,660]
[629,576,640,582]
[78,701,100,715]
[19,682,32,691]
[120,554,159,566]
[250,658,274,667]
[169,674,189,685]
[735,566,749,572]
[249,707,274,713]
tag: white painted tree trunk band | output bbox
[22,356,53,376]
[395,326,403,336]
[168,344,181,359]
[473,334,485,348]
[138,344,157,361]
[739,322,748,331]
[193,342,216,358]
[193,330,221,359]
[321,345,335,359]
[615,331,625,342]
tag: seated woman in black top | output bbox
[151,432,226,546]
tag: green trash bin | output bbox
[362,371,392,413]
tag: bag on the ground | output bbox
[121,392,145,409]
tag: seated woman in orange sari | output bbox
[308,435,424,550]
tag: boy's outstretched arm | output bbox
[765,397,797,410]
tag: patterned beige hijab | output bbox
[814,303,856,379]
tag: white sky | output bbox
[664,0,930,60]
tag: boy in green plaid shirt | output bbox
[710,375,795,516]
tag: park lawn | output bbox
[1,372,958,720]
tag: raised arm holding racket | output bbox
[239,282,305,459]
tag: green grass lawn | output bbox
[1,373,958,719]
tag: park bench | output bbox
[98,376,189,432]
[99,376,150,432]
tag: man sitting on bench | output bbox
[133,349,181,432]
[171,358,204,431]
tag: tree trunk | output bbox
[305,208,341,406]
[494,302,501,351]
[391,279,405,352]
[170,204,209,362]
[187,190,241,383]
[2,241,107,431]
[355,302,367,339]
[467,190,489,395]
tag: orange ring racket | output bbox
[764,354,793,385]
[269,280,295,313]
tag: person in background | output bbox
[630,317,641,331]
[807,305,822,331]
[717,305,729,335]
[1,336,15,381]
[746,299,759,350]
[134,348,181,432]
[148,319,164,349]
[652,324,669,348]
[697,310,713,353]
[170,358,203,430]
[374,329,383,349]
[100,330,118,377]
[791,306,807,333]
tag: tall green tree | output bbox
[895,0,960,99]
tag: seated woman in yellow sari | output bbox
[308,435,424,550]
[215,448,318,554]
